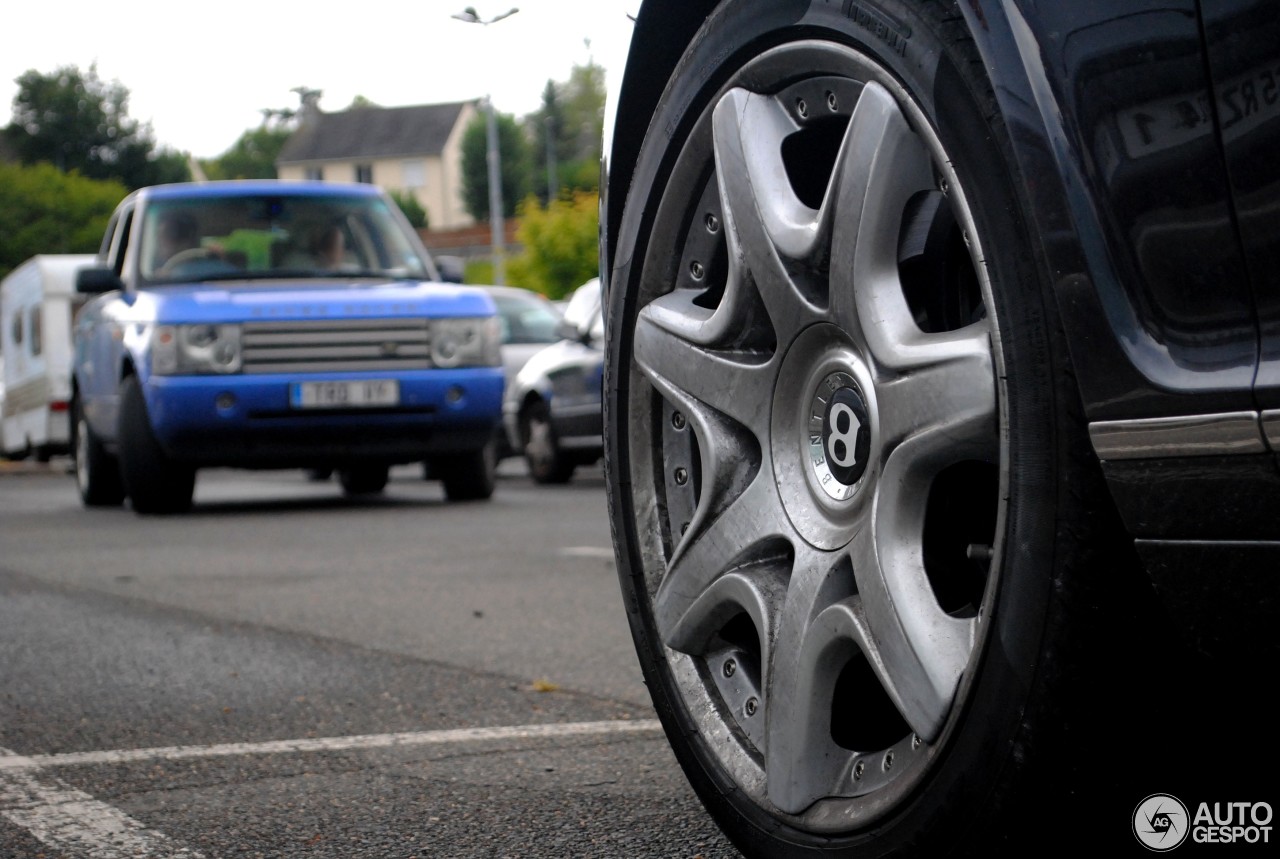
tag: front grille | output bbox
[241,319,432,374]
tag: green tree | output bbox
[201,125,292,180]
[4,64,189,190]
[387,190,428,229]
[529,81,564,204]
[459,108,531,221]
[0,162,126,279]
[506,191,599,300]
[527,60,606,201]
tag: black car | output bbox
[600,1,1278,855]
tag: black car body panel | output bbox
[601,0,1280,649]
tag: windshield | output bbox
[138,193,435,284]
[491,292,562,345]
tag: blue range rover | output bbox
[71,181,504,513]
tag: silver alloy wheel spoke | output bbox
[850,502,967,739]
[874,323,997,459]
[712,89,830,342]
[634,307,775,436]
[653,475,783,647]
[765,542,865,812]
[828,81,935,356]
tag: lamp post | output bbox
[453,7,519,285]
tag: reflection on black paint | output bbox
[1202,0,1280,399]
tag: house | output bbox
[276,97,479,231]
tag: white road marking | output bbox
[0,719,662,772]
[558,546,617,559]
[0,719,663,856]
[1,748,203,858]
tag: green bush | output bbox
[506,191,599,300]
[0,162,127,279]
[463,258,495,285]
[387,189,428,230]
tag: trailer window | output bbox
[29,306,42,356]
[9,312,21,347]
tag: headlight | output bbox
[431,316,501,368]
[151,324,242,375]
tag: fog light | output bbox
[445,386,465,404]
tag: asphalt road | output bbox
[0,460,741,858]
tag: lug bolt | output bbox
[671,411,686,430]
[911,734,921,750]
[940,178,949,195]
[723,659,737,678]
[884,751,894,771]
[826,91,838,111]
[853,761,865,781]
[705,213,720,233]
[796,97,808,118]
[680,522,689,536]
[689,260,705,281]
[674,467,688,485]
[745,697,758,717]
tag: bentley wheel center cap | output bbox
[809,372,872,501]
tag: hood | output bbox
[136,279,495,324]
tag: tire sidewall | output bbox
[605,1,1065,854]
[118,376,195,514]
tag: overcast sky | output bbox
[2,1,637,159]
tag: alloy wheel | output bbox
[620,41,1006,828]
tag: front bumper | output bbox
[143,369,504,467]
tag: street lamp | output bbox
[453,6,520,285]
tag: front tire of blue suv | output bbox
[339,464,390,496]
[73,396,125,508]
[117,375,196,515]
[439,437,497,501]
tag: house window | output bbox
[402,160,425,189]
[355,164,374,184]
[305,167,324,181]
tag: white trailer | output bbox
[1,255,95,460]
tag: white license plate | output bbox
[290,380,400,409]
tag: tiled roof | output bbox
[277,101,472,164]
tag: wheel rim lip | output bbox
[75,415,90,494]
[525,412,554,466]
[619,39,1011,833]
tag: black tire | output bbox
[117,376,195,514]
[604,2,1161,855]
[439,438,497,501]
[72,397,125,507]
[338,463,389,496]
[521,399,575,484]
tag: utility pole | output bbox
[484,97,506,285]
[453,6,520,285]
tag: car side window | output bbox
[111,211,134,277]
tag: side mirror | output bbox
[76,266,123,295]
[434,255,465,284]
[555,317,587,344]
